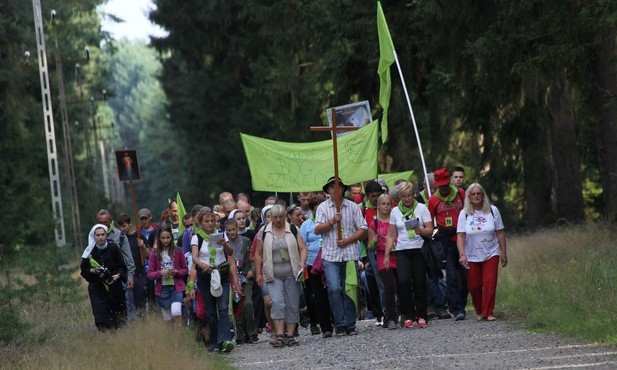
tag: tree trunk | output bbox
[520,106,553,229]
[545,82,586,223]
[592,33,617,222]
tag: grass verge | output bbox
[498,223,617,344]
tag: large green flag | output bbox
[241,121,379,192]
[377,1,395,145]
[378,170,414,190]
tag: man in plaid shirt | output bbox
[314,176,368,336]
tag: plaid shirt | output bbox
[315,198,368,262]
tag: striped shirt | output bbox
[315,198,368,262]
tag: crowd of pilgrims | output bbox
[80,166,508,354]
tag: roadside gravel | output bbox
[228,317,617,369]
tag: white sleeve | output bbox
[492,206,505,230]
[456,210,467,232]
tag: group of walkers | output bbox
[80,166,508,354]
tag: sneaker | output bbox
[335,327,346,336]
[387,320,397,330]
[322,331,332,338]
[374,317,383,326]
[221,340,235,353]
[345,328,358,336]
[236,340,244,346]
[209,347,221,354]
[403,319,415,328]
[310,325,321,335]
[455,313,465,321]
[381,321,389,329]
[250,334,260,343]
[417,318,427,328]
[487,315,496,321]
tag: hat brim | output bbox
[322,181,349,194]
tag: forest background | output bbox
[1,0,617,253]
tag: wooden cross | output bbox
[310,109,359,240]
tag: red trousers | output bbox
[467,255,499,317]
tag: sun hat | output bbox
[322,176,349,194]
[434,168,450,187]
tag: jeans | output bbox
[125,275,147,322]
[443,239,468,316]
[198,271,231,349]
[367,251,385,316]
[323,260,356,330]
[426,274,447,312]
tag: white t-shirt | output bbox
[191,234,226,267]
[390,202,431,251]
[456,206,504,262]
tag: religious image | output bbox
[115,149,141,181]
[326,100,373,137]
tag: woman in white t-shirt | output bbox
[456,183,508,322]
[385,181,433,329]
[191,208,239,353]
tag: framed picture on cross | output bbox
[326,100,373,137]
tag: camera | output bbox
[97,266,111,282]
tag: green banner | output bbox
[241,121,379,192]
[378,170,414,190]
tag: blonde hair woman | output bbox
[456,183,507,321]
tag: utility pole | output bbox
[32,0,66,246]
[51,9,82,247]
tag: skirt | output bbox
[156,285,183,309]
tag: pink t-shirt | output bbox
[369,219,397,271]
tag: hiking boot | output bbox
[437,309,451,319]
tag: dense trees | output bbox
[150,0,616,228]
[1,1,616,251]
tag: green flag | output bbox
[345,260,359,314]
[176,192,187,237]
[377,1,395,144]
[378,170,414,190]
[241,121,379,192]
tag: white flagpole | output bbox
[392,50,431,197]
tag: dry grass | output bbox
[0,292,233,369]
[499,223,617,344]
